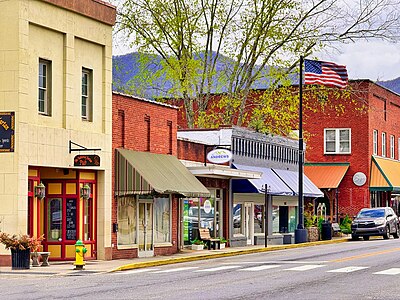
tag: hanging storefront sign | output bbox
[207,148,232,164]
[0,112,15,152]
[74,154,100,166]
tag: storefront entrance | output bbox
[28,167,97,261]
[138,201,154,257]
[243,202,253,245]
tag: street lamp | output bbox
[264,185,271,247]
[34,182,46,200]
[295,56,308,243]
[80,184,91,200]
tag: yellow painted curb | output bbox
[109,238,349,273]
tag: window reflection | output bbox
[48,198,62,241]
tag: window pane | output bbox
[325,130,336,141]
[340,141,350,152]
[48,198,62,241]
[326,141,336,152]
[154,197,170,243]
[117,197,137,245]
[254,205,264,234]
[233,204,242,235]
[339,129,349,141]
[83,198,91,241]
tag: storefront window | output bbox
[48,198,62,241]
[288,206,297,232]
[117,197,137,245]
[154,197,170,243]
[183,198,199,244]
[272,205,280,233]
[83,198,91,241]
[200,197,214,231]
[254,204,264,234]
[233,203,242,235]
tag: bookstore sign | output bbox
[0,112,15,152]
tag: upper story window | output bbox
[390,135,395,159]
[324,128,351,154]
[38,59,52,115]
[382,132,386,157]
[398,138,400,161]
[373,130,378,155]
[81,68,93,121]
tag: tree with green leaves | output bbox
[115,0,400,131]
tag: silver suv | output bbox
[351,207,400,241]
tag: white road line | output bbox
[195,266,241,272]
[284,265,325,271]
[327,266,369,273]
[224,261,329,265]
[119,268,160,274]
[239,265,282,271]
[153,267,199,273]
[374,268,400,275]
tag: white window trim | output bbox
[373,130,378,155]
[38,59,51,116]
[390,135,395,159]
[382,132,386,157]
[81,68,92,121]
[324,128,351,154]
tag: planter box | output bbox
[219,243,225,249]
[307,226,320,242]
[191,244,204,250]
[11,248,30,270]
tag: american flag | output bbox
[304,59,348,88]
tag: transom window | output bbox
[38,59,52,115]
[324,128,351,154]
[81,68,93,121]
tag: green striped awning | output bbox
[115,149,210,197]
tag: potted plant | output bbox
[219,237,227,249]
[191,239,205,250]
[304,203,319,242]
[0,232,44,269]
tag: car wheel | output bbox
[351,234,359,240]
[383,225,391,239]
[363,236,370,241]
[394,225,400,239]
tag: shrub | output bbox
[340,215,352,234]
[0,232,44,251]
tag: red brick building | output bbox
[304,80,400,220]
[112,92,209,259]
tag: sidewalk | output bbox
[0,236,350,277]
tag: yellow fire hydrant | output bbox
[74,240,87,270]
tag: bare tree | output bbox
[116,0,400,129]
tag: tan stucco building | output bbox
[0,0,115,264]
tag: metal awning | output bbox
[115,149,210,197]
[304,162,350,189]
[232,164,295,196]
[272,168,323,198]
[180,160,262,179]
[370,156,400,192]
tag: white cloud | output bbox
[318,41,400,81]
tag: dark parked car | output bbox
[351,207,400,240]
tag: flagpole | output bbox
[295,56,308,244]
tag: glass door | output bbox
[138,201,154,257]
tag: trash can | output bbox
[283,233,292,244]
[321,222,332,240]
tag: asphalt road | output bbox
[2,238,400,300]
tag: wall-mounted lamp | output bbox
[34,182,46,200]
[80,184,91,200]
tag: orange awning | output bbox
[370,156,400,191]
[304,163,350,189]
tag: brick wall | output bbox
[111,93,179,259]
[304,80,400,216]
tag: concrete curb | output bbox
[110,237,350,272]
